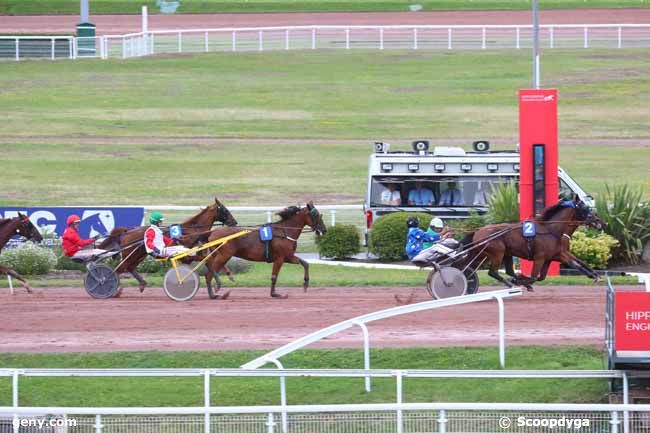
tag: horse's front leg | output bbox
[559,251,600,282]
[0,265,33,294]
[205,253,231,300]
[286,256,309,292]
[270,259,288,299]
[130,268,148,293]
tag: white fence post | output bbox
[379,27,384,50]
[354,321,371,392]
[232,31,237,52]
[150,33,155,55]
[618,26,622,48]
[497,296,506,368]
[269,360,288,433]
[447,28,452,50]
[345,28,350,49]
[516,26,520,49]
[549,26,554,48]
[330,210,336,226]
[482,27,486,49]
[266,211,272,223]
[438,409,447,433]
[610,411,620,433]
[266,413,276,433]
[259,30,263,51]
[178,31,183,53]
[205,31,209,52]
[204,370,211,433]
[51,38,55,60]
[584,26,588,48]
[15,38,19,61]
[311,28,316,49]
[8,275,14,295]
[413,28,418,49]
[94,414,103,433]
[395,371,403,433]
[285,29,289,50]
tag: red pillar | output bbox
[519,89,559,276]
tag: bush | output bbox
[486,182,519,223]
[369,212,431,261]
[226,257,252,274]
[596,184,650,264]
[0,242,57,275]
[569,228,619,269]
[316,225,361,259]
[137,255,170,274]
[447,211,488,241]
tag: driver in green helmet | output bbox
[143,212,189,258]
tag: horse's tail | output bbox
[97,227,129,251]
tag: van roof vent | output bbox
[433,146,466,157]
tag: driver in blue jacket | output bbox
[405,217,440,260]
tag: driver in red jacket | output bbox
[61,215,107,261]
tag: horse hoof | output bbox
[271,293,288,299]
[139,284,146,293]
[218,290,231,300]
[526,285,535,292]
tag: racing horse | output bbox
[204,201,327,299]
[99,197,237,293]
[462,196,603,291]
[0,213,43,293]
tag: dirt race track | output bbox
[0,284,635,353]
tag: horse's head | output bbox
[15,213,43,243]
[573,199,604,230]
[213,197,238,227]
[305,201,327,236]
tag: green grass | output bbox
[0,347,609,406]
[1,0,649,15]
[0,263,636,288]
[1,49,649,205]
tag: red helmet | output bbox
[66,215,81,226]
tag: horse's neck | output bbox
[0,219,19,249]
[274,215,306,239]
[543,208,576,236]
[181,208,215,233]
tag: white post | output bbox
[623,372,629,433]
[266,413,276,433]
[584,27,588,48]
[204,370,211,433]
[395,371,403,433]
[178,32,183,53]
[270,359,287,433]
[259,30,263,51]
[73,37,78,59]
[150,33,155,55]
[141,5,148,33]
[51,38,55,60]
[438,409,447,433]
[121,37,126,59]
[413,28,418,49]
[330,210,336,227]
[311,28,316,49]
[447,28,452,50]
[8,275,14,295]
[618,27,622,49]
[345,28,350,49]
[12,371,18,433]
[266,211,272,223]
[497,296,505,368]
[94,414,103,433]
[379,27,384,50]
[482,27,486,49]
[14,38,19,61]
[354,321,371,392]
[549,27,554,48]
[516,26,520,49]
[232,31,237,52]
[610,411,620,433]
[205,31,209,52]
[285,29,289,50]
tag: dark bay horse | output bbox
[463,197,603,290]
[0,213,44,293]
[204,201,327,299]
[99,197,237,293]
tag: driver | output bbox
[144,212,190,258]
[410,217,460,266]
[62,215,109,261]
[405,217,441,260]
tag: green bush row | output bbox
[316,225,361,260]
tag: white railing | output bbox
[4,24,650,61]
[0,36,75,61]
[2,402,649,433]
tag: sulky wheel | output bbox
[428,266,467,299]
[163,264,199,302]
[84,264,120,299]
[457,267,479,295]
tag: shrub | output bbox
[0,242,57,275]
[486,182,519,223]
[137,255,170,274]
[316,225,361,259]
[569,228,619,269]
[226,257,252,274]
[369,212,431,261]
[595,184,650,264]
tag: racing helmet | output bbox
[406,217,420,228]
[150,211,164,225]
[429,217,444,229]
[66,214,81,226]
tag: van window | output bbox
[369,176,516,207]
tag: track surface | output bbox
[2,9,650,35]
[0,285,632,353]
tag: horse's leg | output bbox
[536,261,552,282]
[205,253,231,300]
[130,269,147,293]
[558,251,600,282]
[270,259,288,299]
[223,265,235,282]
[486,251,513,288]
[0,265,33,294]
[286,256,309,292]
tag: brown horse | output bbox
[0,213,44,293]
[98,197,237,293]
[204,201,327,299]
[463,197,603,290]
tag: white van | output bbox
[364,140,594,242]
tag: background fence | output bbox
[3,24,650,61]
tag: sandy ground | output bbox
[0,284,632,353]
[1,9,650,35]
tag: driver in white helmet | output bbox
[411,217,459,266]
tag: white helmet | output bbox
[429,217,444,229]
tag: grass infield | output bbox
[0,346,608,406]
